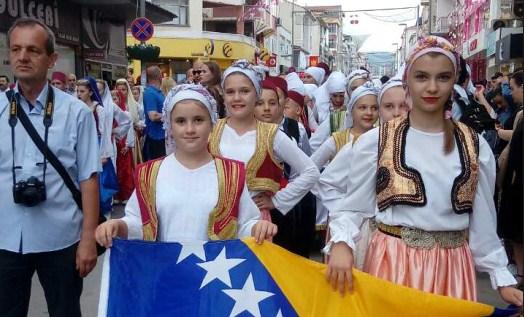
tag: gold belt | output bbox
[377,223,468,249]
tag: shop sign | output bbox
[309,55,319,67]
[223,42,233,58]
[469,39,477,52]
[0,0,80,45]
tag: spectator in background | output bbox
[50,71,67,91]
[0,75,10,92]
[201,61,226,118]
[185,68,194,83]
[161,77,176,97]
[192,60,204,84]
[142,65,166,161]
[66,73,77,95]
[497,70,523,291]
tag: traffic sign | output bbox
[131,17,154,42]
[266,55,277,67]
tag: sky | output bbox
[295,0,421,53]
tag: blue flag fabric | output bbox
[102,239,519,317]
[107,239,296,317]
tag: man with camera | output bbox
[0,18,101,317]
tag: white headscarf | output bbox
[162,84,218,155]
[222,59,263,97]
[347,69,370,91]
[326,71,347,94]
[378,78,404,105]
[304,84,317,100]
[116,78,140,124]
[345,82,379,128]
[305,66,326,86]
[286,72,306,95]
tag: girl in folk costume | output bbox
[113,89,136,203]
[95,83,276,245]
[325,36,523,306]
[311,84,379,262]
[115,78,144,166]
[311,83,379,168]
[310,71,350,152]
[77,77,118,214]
[208,60,319,225]
[377,75,410,123]
[317,79,406,270]
[346,69,370,95]
[253,79,315,256]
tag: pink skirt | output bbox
[363,230,477,301]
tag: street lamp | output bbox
[392,42,399,73]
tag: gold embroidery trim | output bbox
[208,119,282,193]
[451,122,479,213]
[208,158,240,240]
[376,117,426,211]
[139,160,162,241]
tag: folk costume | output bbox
[326,37,516,301]
[121,84,261,241]
[209,60,319,226]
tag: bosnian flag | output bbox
[98,239,517,317]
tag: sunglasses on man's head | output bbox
[192,70,202,75]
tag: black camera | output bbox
[13,176,47,207]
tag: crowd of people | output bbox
[0,17,522,317]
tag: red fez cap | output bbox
[317,62,330,76]
[51,71,67,83]
[262,79,279,96]
[267,76,288,97]
[287,90,304,108]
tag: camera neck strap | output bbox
[7,88,54,188]
[6,88,83,211]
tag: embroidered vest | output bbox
[329,110,347,134]
[376,117,479,214]
[134,156,246,241]
[209,119,283,194]
[332,128,362,154]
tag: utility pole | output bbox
[291,0,295,67]
[140,0,146,85]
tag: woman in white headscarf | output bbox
[302,66,325,86]
[309,71,350,152]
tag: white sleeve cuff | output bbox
[489,268,518,290]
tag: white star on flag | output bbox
[222,273,274,317]
[196,247,245,289]
[176,241,206,264]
